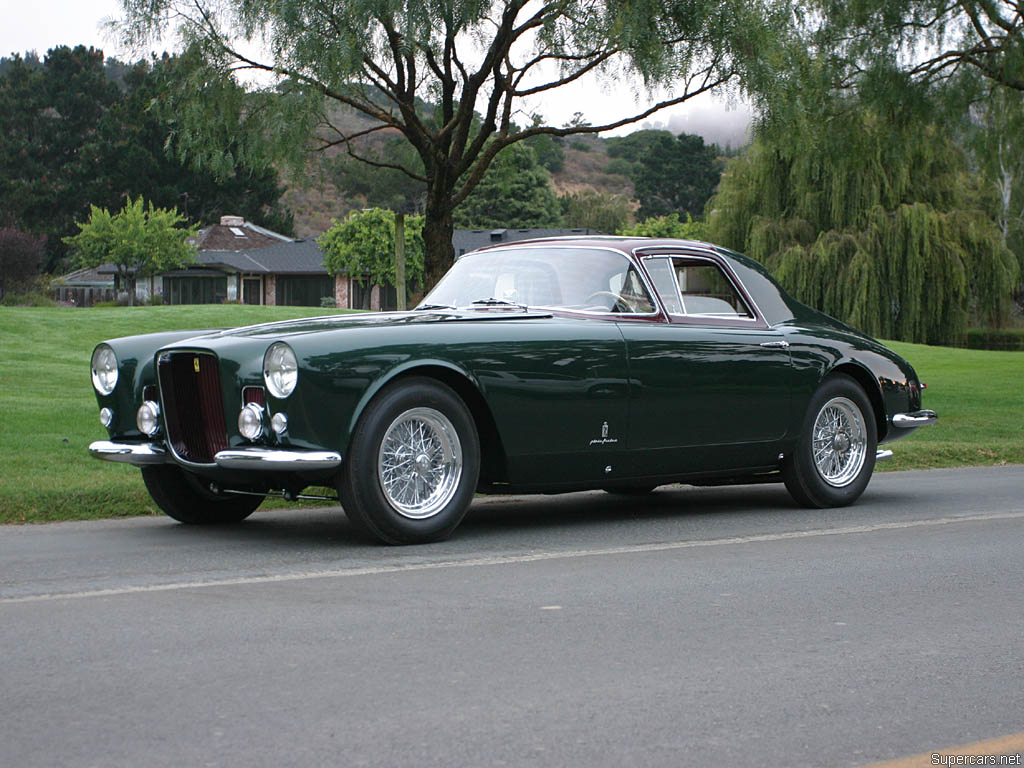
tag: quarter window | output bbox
[645,257,754,319]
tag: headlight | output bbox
[136,401,160,436]
[91,344,118,395]
[263,342,298,399]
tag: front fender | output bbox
[345,358,484,447]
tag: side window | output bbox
[666,259,754,319]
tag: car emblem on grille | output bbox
[194,357,200,373]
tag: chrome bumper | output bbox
[90,441,341,471]
[892,410,938,428]
[89,440,168,465]
[214,449,342,471]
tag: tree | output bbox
[706,109,1020,344]
[117,0,791,289]
[0,46,119,271]
[803,0,1024,93]
[634,132,720,219]
[453,143,561,228]
[0,47,294,274]
[92,51,295,236]
[0,228,46,302]
[560,189,633,233]
[63,198,197,305]
[619,213,709,240]
[319,208,425,296]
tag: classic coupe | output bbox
[89,237,936,544]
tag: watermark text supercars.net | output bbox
[932,755,1021,766]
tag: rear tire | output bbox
[339,377,480,545]
[141,465,261,524]
[783,374,877,508]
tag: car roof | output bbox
[472,235,719,256]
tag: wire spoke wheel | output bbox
[811,396,867,488]
[377,406,463,520]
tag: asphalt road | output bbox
[2,466,1024,768]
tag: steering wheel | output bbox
[585,290,638,313]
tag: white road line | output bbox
[3,510,1024,605]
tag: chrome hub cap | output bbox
[812,396,867,487]
[378,407,463,519]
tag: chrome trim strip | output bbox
[213,448,342,471]
[89,440,168,465]
[892,410,938,428]
[875,449,894,462]
[759,340,790,349]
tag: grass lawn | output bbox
[0,305,355,524]
[880,341,1024,471]
[0,306,1020,523]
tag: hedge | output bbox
[966,328,1024,351]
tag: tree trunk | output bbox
[394,212,407,311]
[422,201,456,293]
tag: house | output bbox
[55,218,603,308]
[52,266,116,306]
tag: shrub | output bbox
[966,328,1024,351]
[320,296,338,308]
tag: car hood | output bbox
[200,309,555,340]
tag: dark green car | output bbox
[89,237,936,543]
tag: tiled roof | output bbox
[195,220,293,252]
[52,265,114,286]
[198,239,327,274]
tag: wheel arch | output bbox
[346,361,508,486]
[826,361,888,443]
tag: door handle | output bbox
[759,340,790,349]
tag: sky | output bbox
[0,0,752,144]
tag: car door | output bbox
[619,254,797,476]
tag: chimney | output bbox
[220,215,245,226]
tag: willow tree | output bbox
[117,0,790,288]
[803,0,1024,93]
[707,110,1019,344]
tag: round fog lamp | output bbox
[99,407,113,428]
[238,403,264,440]
[271,412,288,435]
[136,401,161,436]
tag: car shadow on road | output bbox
[144,479,924,550]
[461,483,796,532]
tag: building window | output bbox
[276,276,334,307]
[164,276,228,305]
[242,277,262,305]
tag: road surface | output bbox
[2,466,1023,767]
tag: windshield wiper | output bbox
[470,297,528,310]
[414,303,456,311]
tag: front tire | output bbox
[783,374,877,508]
[141,465,261,524]
[339,377,480,545]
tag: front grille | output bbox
[157,352,228,463]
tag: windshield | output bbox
[420,247,656,314]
